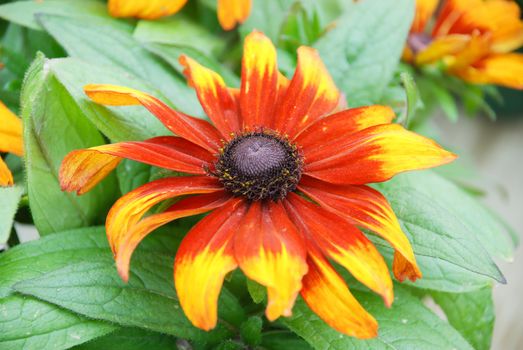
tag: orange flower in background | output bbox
[405,0,523,89]
[0,101,23,186]
[60,31,456,338]
[108,0,252,30]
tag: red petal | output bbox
[59,137,214,195]
[285,193,393,306]
[175,199,247,330]
[106,176,222,254]
[298,176,421,282]
[84,84,222,152]
[301,250,378,338]
[234,201,308,320]
[304,124,457,185]
[273,46,340,137]
[179,55,241,138]
[294,105,395,149]
[240,31,280,129]
[116,192,232,282]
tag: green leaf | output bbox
[36,13,203,117]
[261,331,313,350]
[74,327,177,350]
[47,57,170,142]
[0,295,117,350]
[240,316,263,346]
[134,16,225,56]
[314,0,415,106]
[0,0,109,30]
[246,279,266,304]
[283,286,474,350]
[432,287,494,350]
[20,54,117,235]
[0,185,23,244]
[116,160,153,195]
[239,0,295,42]
[398,71,421,126]
[2,227,243,343]
[279,0,323,52]
[375,171,508,292]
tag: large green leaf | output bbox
[20,54,117,235]
[283,286,473,350]
[375,171,507,292]
[2,227,244,343]
[74,327,177,350]
[239,0,295,42]
[432,287,494,350]
[0,185,23,244]
[36,13,203,117]
[0,0,109,30]
[0,295,116,350]
[48,57,170,142]
[314,0,415,106]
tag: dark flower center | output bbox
[214,131,303,201]
[407,33,433,54]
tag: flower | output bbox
[108,0,252,30]
[404,0,523,89]
[59,31,456,338]
[0,101,23,186]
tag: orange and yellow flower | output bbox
[108,0,252,30]
[405,0,523,89]
[60,31,456,338]
[0,101,23,186]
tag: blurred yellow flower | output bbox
[0,101,23,186]
[108,0,252,30]
[405,0,523,89]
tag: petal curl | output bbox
[59,137,212,195]
[0,158,14,186]
[0,101,23,156]
[301,250,378,338]
[108,0,187,19]
[454,53,523,89]
[217,0,252,30]
[106,176,222,254]
[240,31,280,129]
[295,105,395,149]
[273,46,340,136]
[180,55,240,138]
[304,123,457,185]
[298,176,421,282]
[235,201,308,320]
[84,84,222,152]
[116,192,232,282]
[175,198,247,330]
[285,193,393,306]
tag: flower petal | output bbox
[179,55,241,138]
[106,176,222,254]
[108,0,187,19]
[415,34,470,65]
[301,250,378,338]
[454,53,523,89]
[116,191,232,282]
[273,46,340,137]
[294,105,395,149]
[59,137,213,195]
[240,31,280,129]
[84,84,222,152]
[0,101,23,156]
[175,198,247,330]
[285,193,393,306]
[234,201,308,320]
[304,123,457,185]
[298,176,421,282]
[411,0,438,33]
[217,0,252,30]
[0,158,14,186]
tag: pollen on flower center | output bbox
[213,131,303,201]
